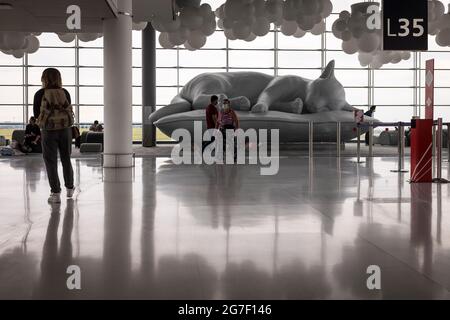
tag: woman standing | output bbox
[34,68,75,203]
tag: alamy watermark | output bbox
[171,121,280,176]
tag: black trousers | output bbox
[41,128,74,193]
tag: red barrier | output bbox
[410,119,433,183]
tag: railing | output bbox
[307,119,449,183]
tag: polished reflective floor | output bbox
[0,155,450,299]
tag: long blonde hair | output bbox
[41,68,62,89]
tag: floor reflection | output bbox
[0,156,449,299]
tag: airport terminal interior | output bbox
[1,0,450,300]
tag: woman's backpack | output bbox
[37,89,74,130]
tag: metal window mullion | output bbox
[226,37,229,72]
[176,46,180,94]
[22,54,26,127]
[274,26,278,76]
[75,36,80,125]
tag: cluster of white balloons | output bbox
[332,2,410,69]
[280,0,332,37]
[152,0,216,50]
[0,32,40,58]
[429,1,450,47]
[215,0,332,41]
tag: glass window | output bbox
[374,88,414,106]
[179,49,226,68]
[79,49,103,66]
[0,106,23,123]
[79,87,103,105]
[28,48,75,66]
[79,68,103,86]
[0,67,22,85]
[278,51,321,69]
[229,50,274,68]
[156,87,178,105]
[157,68,179,86]
[79,106,103,124]
[0,86,23,104]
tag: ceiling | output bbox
[0,0,117,33]
[0,0,176,33]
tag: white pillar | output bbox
[103,0,133,168]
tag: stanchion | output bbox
[352,124,364,164]
[336,122,341,157]
[309,121,313,158]
[369,121,374,157]
[391,122,408,173]
[433,118,449,183]
[448,124,450,163]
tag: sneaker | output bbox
[66,188,75,198]
[48,193,61,203]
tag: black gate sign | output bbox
[382,0,428,51]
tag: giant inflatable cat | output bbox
[150,60,375,142]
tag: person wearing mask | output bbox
[23,116,41,153]
[89,120,104,132]
[364,105,376,145]
[34,68,75,203]
[202,95,219,152]
[217,99,239,160]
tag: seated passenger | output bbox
[23,116,42,153]
[89,120,103,132]
[217,99,239,160]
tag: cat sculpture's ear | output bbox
[320,60,335,79]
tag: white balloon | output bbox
[281,20,298,36]
[200,3,212,17]
[358,52,373,67]
[334,19,347,32]
[201,20,216,36]
[78,33,100,42]
[12,49,25,59]
[187,31,207,49]
[341,30,352,41]
[161,17,181,33]
[311,20,326,35]
[184,41,196,51]
[436,27,450,46]
[252,17,270,36]
[339,11,351,20]
[159,32,175,49]
[133,21,148,31]
[321,0,333,18]
[357,32,380,53]
[302,0,320,16]
[26,36,40,54]
[245,33,257,42]
[224,28,237,40]
[180,7,203,30]
[217,19,224,30]
[370,60,383,69]
[299,16,316,31]
[401,51,411,60]
[342,39,358,54]
[5,32,26,50]
[168,28,189,46]
[58,33,76,43]
[232,21,251,39]
[293,28,307,38]
[151,19,166,32]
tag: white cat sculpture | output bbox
[150,60,376,142]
